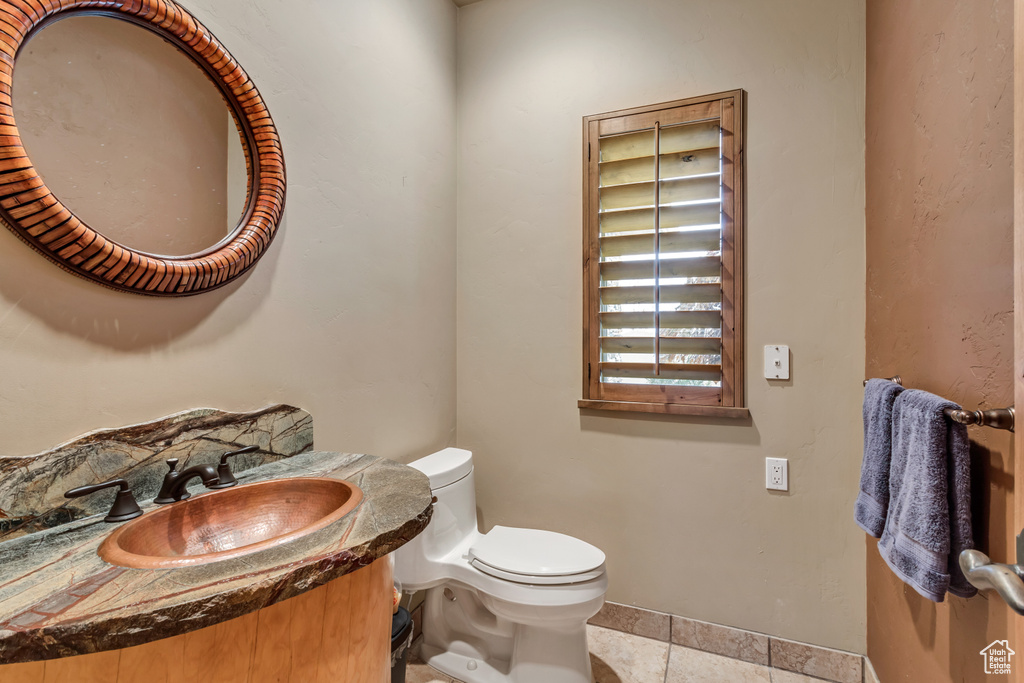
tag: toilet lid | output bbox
[469,526,606,578]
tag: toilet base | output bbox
[420,583,596,683]
[421,626,593,683]
[421,645,509,683]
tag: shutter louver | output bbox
[596,116,724,389]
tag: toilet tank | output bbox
[394,448,479,589]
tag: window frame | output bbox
[579,90,748,418]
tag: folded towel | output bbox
[878,389,976,602]
[855,378,905,537]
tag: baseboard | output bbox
[589,601,867,683]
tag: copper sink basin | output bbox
[99,477,363,569]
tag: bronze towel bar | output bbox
[863,376,1015,432]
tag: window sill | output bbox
[577,399,750,419]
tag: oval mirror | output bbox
[15,16,248,258]
[0,0,286,296]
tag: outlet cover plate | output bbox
[764,345,790,380]
[766,457,788,491]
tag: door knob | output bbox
[959,532,1024,615]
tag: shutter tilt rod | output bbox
[863,376,1014,431]
[653,121,661,376]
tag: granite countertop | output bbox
[0,451,433,664]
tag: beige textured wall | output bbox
[865,1,1015,680]
[456,0,867,652]
[0,0,457,459]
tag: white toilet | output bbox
[394,447,607,683]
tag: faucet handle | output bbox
[220,445,259,464]
[165,458,179,472]
[64,479,143,523]
[211,445,259,489]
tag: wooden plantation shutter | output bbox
[579,91,747,417]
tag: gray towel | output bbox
[877,389,976,602]
[855,378,905,536]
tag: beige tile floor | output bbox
[406,625,829,683]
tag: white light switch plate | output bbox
[764,345,790,380]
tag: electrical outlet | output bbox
[766,458,788,491]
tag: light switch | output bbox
[764,345,790,380]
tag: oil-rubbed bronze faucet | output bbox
[154,459,220,504]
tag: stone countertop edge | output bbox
[0,451,433,665]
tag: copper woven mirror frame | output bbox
[0,0,285,296]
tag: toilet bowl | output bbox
[394,448,607,683]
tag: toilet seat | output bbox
[468,526,605,585]
[470,558,606,585]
